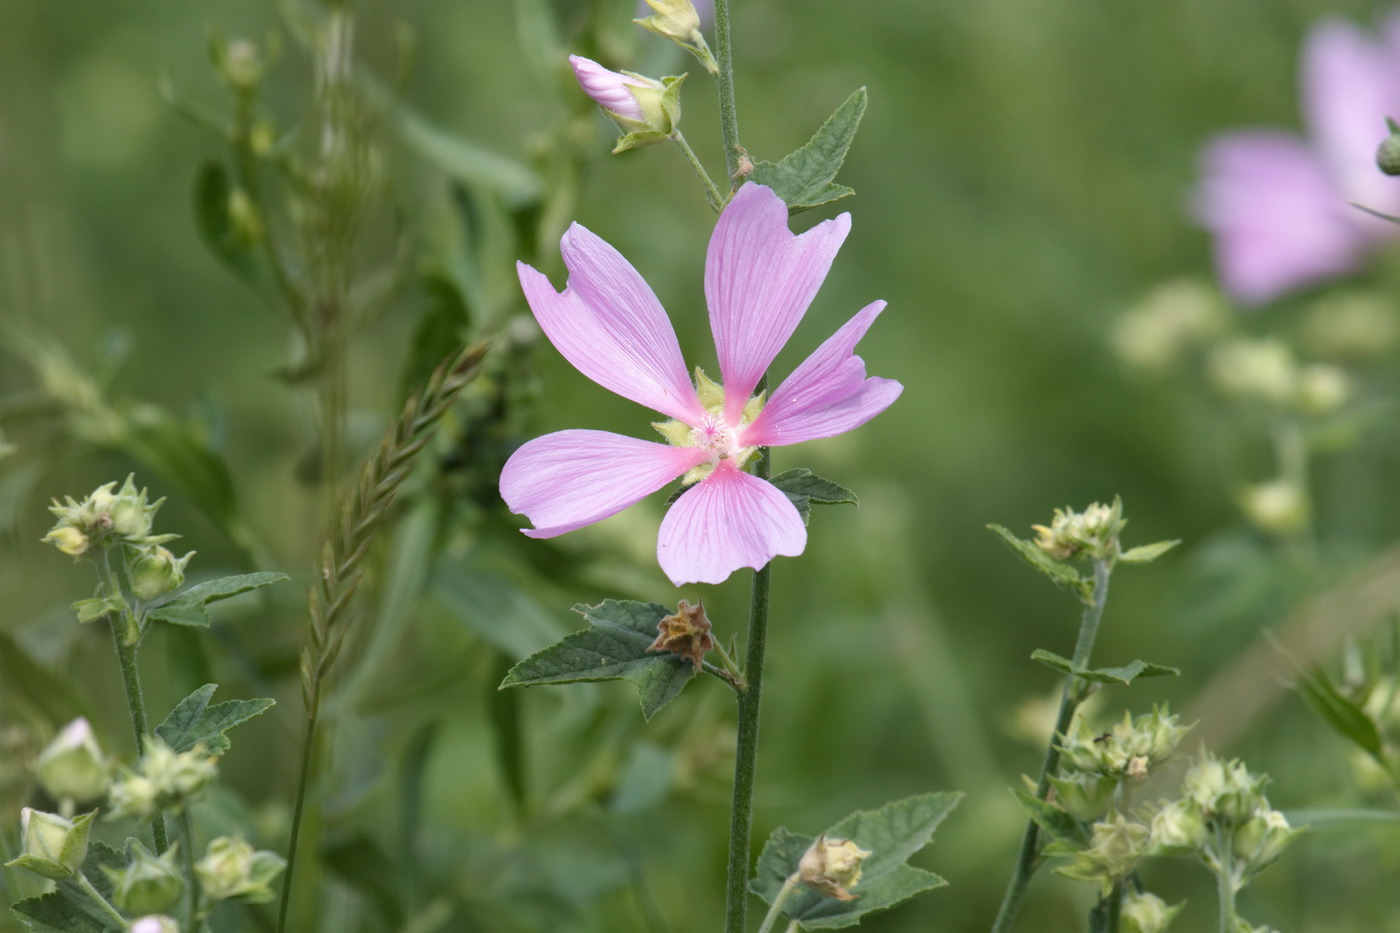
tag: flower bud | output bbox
[1301,293,1399,360]
[1054,814,1149,894]
[45,475,169,557]
[195,835,287,903]
[1109,278,1226,374]
[1031,499,1126,562]
[1208,338,1296,407]
[104,839,184,915]
[568,55,686,153]
[35,718,108,804]
[634,0,718,74]
[1231,807,1302,876]
[42,526,90,557]
[1238,479,1308,537]
[1182,754,1269,825]
[1059,707,1190,780]
[1048,771,1116,822]
[128,916,180,933]
[797,833,872,901]
[109,737,218,820]
[128,546,194,601]
[1121,890,1183,933]
[1295,364,1349,415]
[4,807,96,880]
[1148,798,1207,856]
[1377,120,1400,176]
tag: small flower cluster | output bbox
[1031,500,1126,562]
[108,736,218,821]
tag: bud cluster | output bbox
[108,736,219,821]
[1031,500,1126,562]
[1059,706,1191,782]
[1172,753,1302,887]
[43,476,173,558]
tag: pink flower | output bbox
[1193,13,1400,306]
[569,55,657,124]
[500,183,902,586]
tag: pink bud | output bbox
[568,55,648,122]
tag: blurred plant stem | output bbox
[671,130,724,212]
[991,558,1113,933]
[95,549,170,855]
[713,0,742,187]
[1213,825,1237,933]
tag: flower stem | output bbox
[73,870,127,928]
[757,875,799,933]
[179,808,199,928]
[711,0,742,187]
[1104,879,1124,933]
[95,550,169,855]
[671,130,725,213]
[724,420,774,933]
[710,636,746,687]
[277,711,318,933]
[990,558,1113,933]
[1215,827,1237,933]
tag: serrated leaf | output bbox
[751,792,961,929]
[146,572,288,627]
[499,600,698,721]
[1119,540,1181,564]
[770,468,858,526]
[12,842,125,932]
[987,525,1089,600]
[748,88,867,213]
[1011,788,1090,847]
[71,596,128,625]
[1294,665,1386,762]
[154,684,275,755]
[1030,649,1180,685]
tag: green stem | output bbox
[671,131,725,212]
[95,551,169,855]
[711,0,742,186]
[724,409,773,933]
[179,809,199,928]
[990,558,1113,933]
[73,871,127,928]
[276,711,318,933]
[1215,827,1237,933]
[757,876,799,933]
[711,635,746,687]
[1104,879,1123,933]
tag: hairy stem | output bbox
[74,871,127,927]
[712,0,742,186]
[990,558,1113,933]
[757,875,799,933]
[671,131,725,212]
[179,808,198,928]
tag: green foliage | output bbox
[1119,540,1181,564]
[499,600,702,721]
[750,792,962,929]
[11,841,125,933]
[1011,788,1090,848]
[154,683,275,755]
[145,572,288,628]
[770,468,859,525]
[1293,665,1388,766]
[70,596,129,625]
[749,89,867,213]
[1030,649,1180,685]
[987,524,1092,602]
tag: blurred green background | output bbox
[3,0,1400,931]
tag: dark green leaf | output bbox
[1030,649,1180,685]
[987,525,1090,601]
[499,600,698,721]
[1294,665,1386,763]
[12,842,125,932]
[770,468,858,526]
[146,572,288,628]
[154,684,275,755]
[1011,788,1090,847]
[749,88,867,213]
[751,792,962,929]
[192,161,268,288]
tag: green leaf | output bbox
[1118,540,1181,564]
[154,684,275,755]
[770,468,858,526]
[12,842,125,932]
[499,600,698,721]
[192,161,268,289]
[385,96,542,207]
[1030,649,1180,685]
[749,88,867,213]
[146,572,288,628]
[70,596,128,625]
[751,792,962,929]
[1011,788,1090,847]
[1294,665,1386,763]
[987,525,1090,601]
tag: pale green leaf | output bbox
[1030,649,1180,685]
[1011,788,1090,847]
[987,525,1089,601]
[70,596,128,625]
[154,684,275,755]
[146,572,288,627]
[1118,540,1181,564]
[748,88,867,213]
[1294,665,1386,763]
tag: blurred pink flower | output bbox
[501,184,902,586]
[1194,13,1400,306]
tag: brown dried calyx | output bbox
[646,599,716,668]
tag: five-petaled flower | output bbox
[500,183,901,586]
[1193,11,1400,306]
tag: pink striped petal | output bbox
[501,429,709,538]
[1194,131,1364,305]
[570,55,645,122]
[518,226,704,424]
[657,461,805,585]
[705,183,851,424]
[741,301,902,447]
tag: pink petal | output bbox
[741,301,903,447]
[1301,19,1400,214]
[501,429,709,538]
[656,461,805,585]
[518,226,704,423]
[1193,130,1365,305]
[569,55,645,121]
[705,183,851,424]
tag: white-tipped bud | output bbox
[36,718,108,804]
[128,916,180,933]
[4,808,96,880]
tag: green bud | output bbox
[1208,338,1296,407]
[1238,479,1308,537]
[1059,706,1190,780]
[1109,278,1227,374]
[1182,754,1269,825]
[109,737,218,820]
[1121,890,1183,933]
[1031,499,1126,562]
[35,718,108,804]
[42,526,90,557]
[103,839,184,915]
[1295,364,1350,415]
[634,0,718,74]
[1377,121,1400,176]
[195,835,287,903]
[4,807,96,880]
[1148,798,1207,856]
[1054,813,1149,895]
[128,916,181,933]
[45,475,169,556]
[128,545,194,601]
[1048,771,1116,822]
[797,833,872,901]
[1231,807,1302,877]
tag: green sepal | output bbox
[613,129,671,153]
[11,840,126,932]
[748,88,866,213]
[1030,649,1180,685]
[70,596,129,625]
[1011,788,1091,848]
[145,571,288,627]
[154,684,275,755]
[770,468,858,526]
[499,600,699,721]
[1293,664,1387,765]
[750,792,962,929]
[1118,540,1181,564]
[987,525,1091,602]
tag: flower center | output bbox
[652,369,765,484]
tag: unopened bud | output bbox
[1239,479,1308,537]
[104,839,184,915]
[568,55,686,153]
[36,718,108,804]
[5,807,96,880]
[195,835,287,903]
[109,737,218,820]
[1055,814,1148,893]
[1121,890,1183,933]
[128,546,194,601]
[1148,798,1207,856]
[1231,807,1302,876]
[1377,120,1400,176]
[43,526,90,557]
[634,0,717,73]
[128,916,180,933]
[1209,338,1296,407]
[1048,771,1116,822]
[1295,364,1349,415]
[1031,499,1126,562]
[1182,754,1269,825]
[798,833,872,901]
